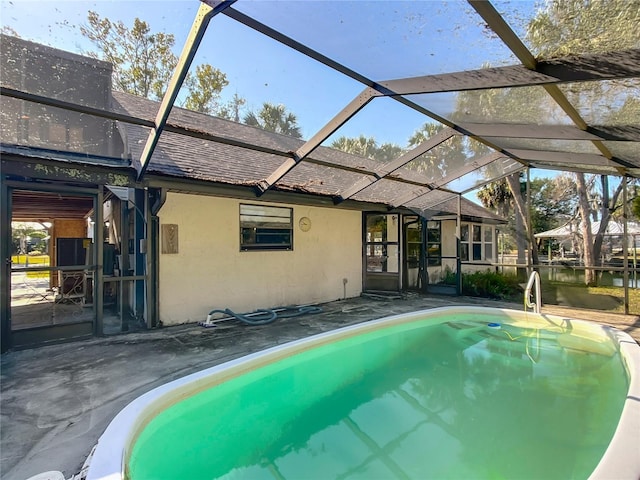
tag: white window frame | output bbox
[460,222,494,263]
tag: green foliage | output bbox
[405,120,504,185]
[462,271,523,300]
[81,12,178,100]
[406,123,470,178]
[460,0,639,277]
[529,175,577,234]
[526,0,640,58]
[81,11,229,111]
[243,102,302,138]
[183,64,229,114]
[331,135,378,158]
[524,0,639,128]
[476,179,511,218]
[632,191,640,220]
[441,268,523,300]
[11,223,49,255]
[374,142,404,163]
[440,266,458,286]
[216,93,247,122]
[453,86,551,125]
[477,174,579,257]
[330,135,403,162]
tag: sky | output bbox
[2,0,561,201]
[0,0,541,146]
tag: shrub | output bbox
[462,271,523,300]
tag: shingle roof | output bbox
[112,91,504,223]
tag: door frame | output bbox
[2,180,103,350]
[402,215,426,292]
[362,212,402,292]
[1,179,11,352]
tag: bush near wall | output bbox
[462,271,523,301]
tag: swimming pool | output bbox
[86,306,640,480]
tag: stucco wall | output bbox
[158,193,363,325]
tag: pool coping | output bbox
[85,306,640,480]
[589,325,640,479]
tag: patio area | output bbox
[1,294,638,480]
[1,2,639,477]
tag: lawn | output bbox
[540,281,640,315]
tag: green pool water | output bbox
[128,313,628,479]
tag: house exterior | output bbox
[0,36,505,351]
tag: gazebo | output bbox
[535,221,640,257]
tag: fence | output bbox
[495,259,637,315]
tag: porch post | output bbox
[623,177,629,314]
[146,188,165,328]
[526,167,532,275]
[146,191,157,328]
[134,188,146,321]
[0,177,11,352]
[419,217,428,293]
[457,194,462,295]
[95,187,104,336]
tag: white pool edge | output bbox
[588,327,640,479]
[85,306,640,480]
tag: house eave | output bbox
[143,172,413,214]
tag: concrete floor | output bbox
[1,294,639,480]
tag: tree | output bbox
[407,123,470,179]
[11,222,49,255]
[374,142,405,163]
[479,176,576,262]
[477,179,511,219]
[243,102,303,138]
[216,93,247,122]
[81,11,229,110]
[451,87,542,269]
[81,13,176,99]
[632,186,640,220]
[183,64,229,115]
[330,135,403,162]
[571,174,629,284]
[331,135,377,158]
[525,0,640,284]
[453,0,639,282]
[526,0,640,58]
[530,176,576,234]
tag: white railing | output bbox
[524,270,541,314]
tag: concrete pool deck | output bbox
[2,294,639,480]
